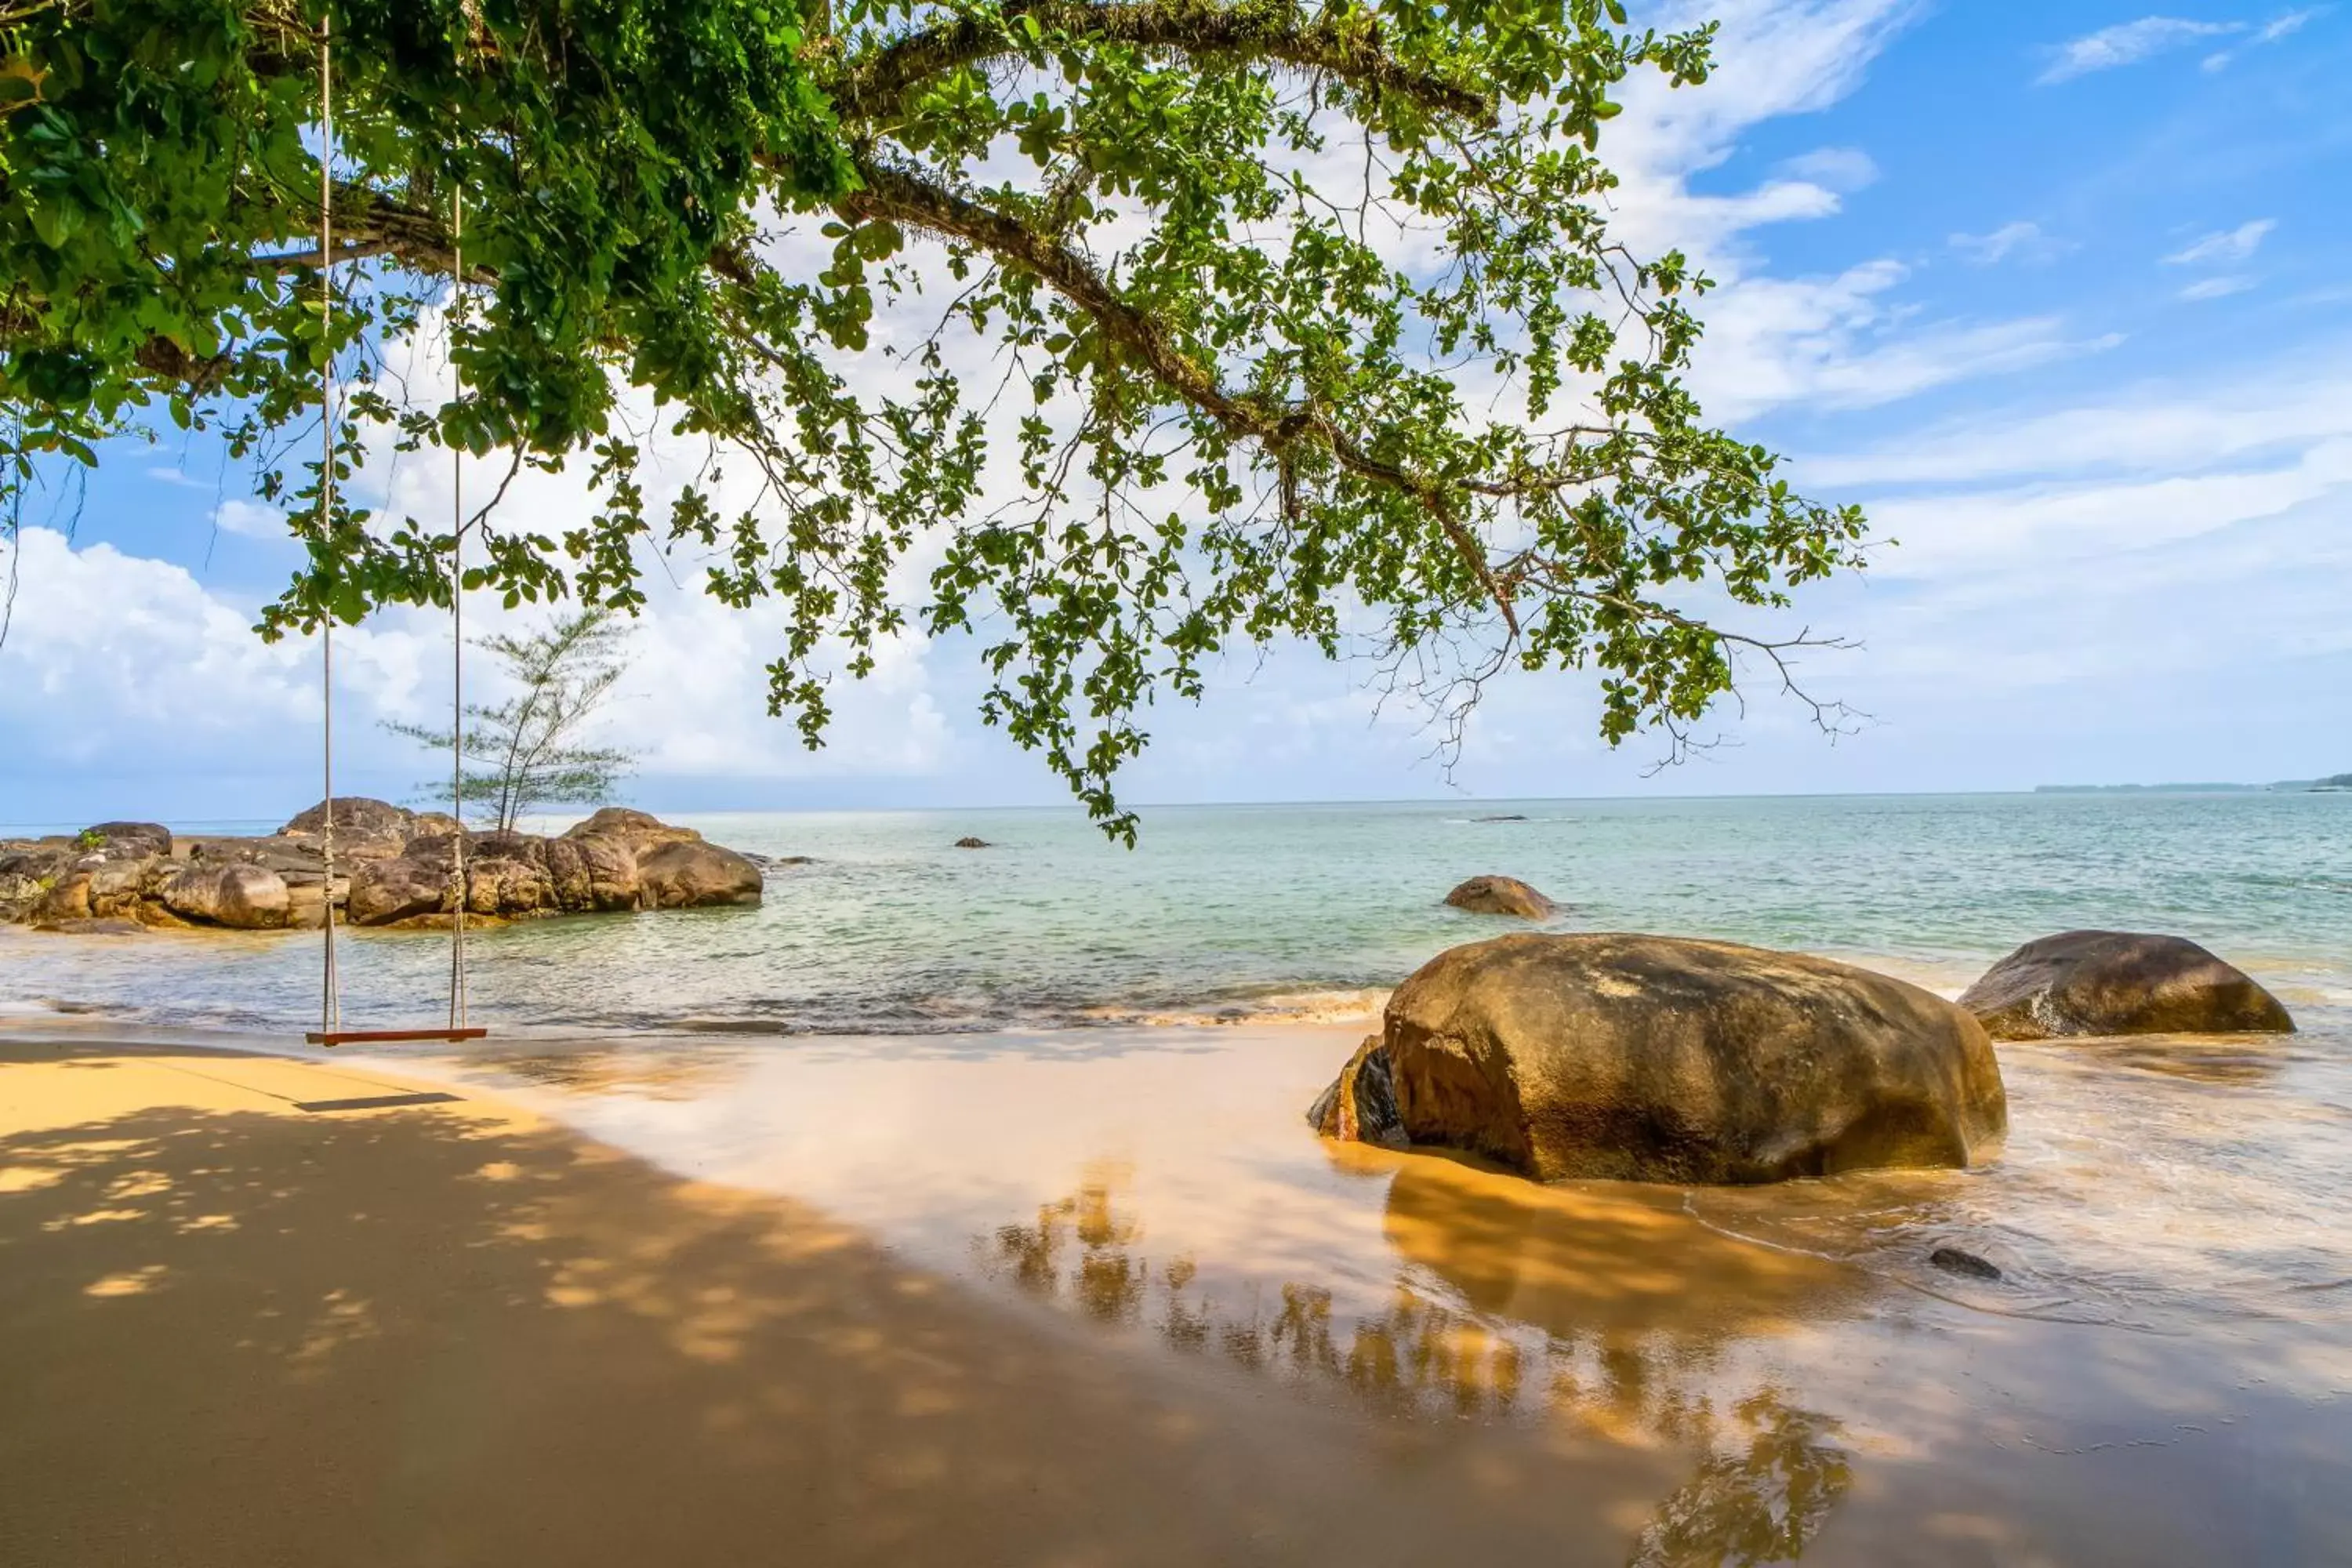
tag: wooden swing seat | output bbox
[307,1027,491,1047]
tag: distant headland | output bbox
[2036,776,2352,793]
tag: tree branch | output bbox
[834,154,1519,631]
[826,0,1495,129]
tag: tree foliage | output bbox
[2,0,1868,838]
[386,604,633,833]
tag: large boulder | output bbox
[345,854,453,926]
[1311,934,2007,1185]
[542,833,642,911]
[565,807,702,853]
[160,863,292,930]
[0,845,71,920]
[1443,875,1557,920]
[277,798,419,858]
[1958,931,2295,1040]
[80,822,172,860]
[635,840,763,909]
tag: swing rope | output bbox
[448,185,469,1031]
[309,19,484,1047]
[318,14,340,1038]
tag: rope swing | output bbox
[307,19,487,1048]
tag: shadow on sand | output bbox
[1,1040,1715,1568]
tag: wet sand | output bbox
[5,1022,2350,1566]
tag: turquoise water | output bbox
[5,792,2349,1033]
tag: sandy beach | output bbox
[0,1029,1702,1567]
[6,1015,2350,1566]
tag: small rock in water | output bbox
[953,837,992,849]
[1929,1246,2003,1282]
[1475,814,1528,822]
[1443,875,1558,920]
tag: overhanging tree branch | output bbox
[827,0,1497,129]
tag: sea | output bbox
[4,790,2347,1036]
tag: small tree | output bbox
[389,608,633,833]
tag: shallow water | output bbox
[298,1014,2351,1566]
[4,791,2349,1034]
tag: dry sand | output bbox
[0,1034,1686,1567]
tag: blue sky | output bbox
[4,1,2349,826]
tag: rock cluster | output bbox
[1311,933,2008,1185]
[1,802,763,934]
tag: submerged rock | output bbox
[1929,1247,2003,1282]
[34,916,147,936]
[1958,931,2294,1040]
[1443,875,1557,920]
[953,837,993,849]
[1310,934,2007,1184]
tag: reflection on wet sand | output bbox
[478,1043,752,1101]
[979,1156,1867,1563]
[2057,1035,2299,1085]
[1628,1395,1853,1568]
[311,1018,2352,1565]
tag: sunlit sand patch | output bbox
[82,1264,168,1297]
[0,1165,63,1192]
[45,1207,148,1229]
[291,1289,381,1374]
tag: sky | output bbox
[3,1,2349,826]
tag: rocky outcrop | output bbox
[1958,931,2295,1040]
[1443,875,1557,920]
[342,810,761,926]
[5,805,762,933]
[1310,934,2008,1185]
[953,837,992,849]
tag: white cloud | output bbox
[2179,274,2257,299]
[1868,434,2352,576]
[2205,5,2328,67]
[1773,146,1880,191]
[2038,17,2241,84]
[2163,218,2277,265]
[1806,361,2352,488]
[1689,261,2113,421]
[1949,220,2067,266]
[210,499,287,540]
[2257,5,2328,39]
[1595,2,2095,421]
[0,504,957,812]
